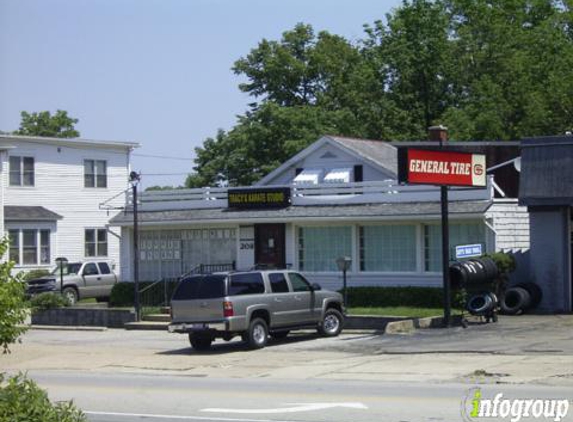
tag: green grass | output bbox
[348,306,462,318]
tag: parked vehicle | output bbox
[25,261,117,305]
[168,270,344,350]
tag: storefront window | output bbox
[298,226,352,272]
[424,222,485,272]
[359,225,417,272]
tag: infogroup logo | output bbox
[461,388,570,422]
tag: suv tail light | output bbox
[223,301,234,317]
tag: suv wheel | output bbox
[318,308,343,337]
[62,287,78,306]
[189,334,213,351]
[246,318,268,349]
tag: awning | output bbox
[323,168,352,183]
[293,169,322,185]
[4,206,63,222]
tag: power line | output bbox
[133,153,194,161]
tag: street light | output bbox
[336,256,352,308]
[54,257,68,296]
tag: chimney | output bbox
[428,125,448,143]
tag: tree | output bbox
[0,238,28,354]
[14,110,80,138]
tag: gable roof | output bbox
[256,135,397,186]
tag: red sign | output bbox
[406,149,486,187]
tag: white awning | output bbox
[293,169,322,185]
[323,168,352,183]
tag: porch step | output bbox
[124,321,169,331]
[144,314,171,323]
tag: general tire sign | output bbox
[398,149,486,187]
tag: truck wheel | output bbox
[62,287,78,306]
[246,318,268,349]
[318,308,344,337]
[189,334,212,351]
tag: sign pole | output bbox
[439,136,451,328]
[441,185,451,327]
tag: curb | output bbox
[29,325,108,332]
[385,315,463,334]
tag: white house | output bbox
[0,134,139,277]
[111,132,529,290]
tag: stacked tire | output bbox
[500,282,542,315]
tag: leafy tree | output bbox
[14,110,80,138]
[0,238,28,354]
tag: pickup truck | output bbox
[26,261,117,305]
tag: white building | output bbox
[111,134,529,290]
[0,134,139,276]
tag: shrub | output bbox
[22,269,51,282]
[0,372,86,422]
[30,293,70,312]
[344,286,444,308]
[483,252,516,275]
[110,280,180,307]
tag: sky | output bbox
[0,0,402,188]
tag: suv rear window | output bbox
[228,273,265,296]
[172,275,226,300]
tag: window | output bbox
[288,272,311,292]
[84,159,107,188]
[9,156,34,186]
[8,230,20,264]
[228,273,265,295]
[359,225,417,272]
[269,273,289,293]
[83,263,99,276]
[424,222,486,272]
[85,229,108,257]
[98,262,111,275]
[172,275,226,300]
[298,226,352,271]
[7,229,50,266]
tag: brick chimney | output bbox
[428,125,448,143]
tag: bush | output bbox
[22,269,51,282]
[483,252,516,275]
[344,286,444,308]
[110,280,180,307]
[0,372,86,422]
[30,293,70,312]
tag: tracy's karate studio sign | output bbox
[399,149,486,187]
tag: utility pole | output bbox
[129,171,141,322]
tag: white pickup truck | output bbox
[26,261,118,305]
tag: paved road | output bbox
[28,370,573,422]
[2,315,573,421]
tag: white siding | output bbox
[1,139,133,277]
[485,199,530,252]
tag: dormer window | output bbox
[293,169,322,185]
[323,168,352,184]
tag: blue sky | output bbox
[0,0,401,188]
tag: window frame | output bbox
[7,228,51,267]
[84,159,108,188]
[85,228,108,257]
[9,155,35,187]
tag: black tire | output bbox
[189,333,213,351]
[514,282,542,309]
[318,308,344,337]
[245,318,269,349]
[62,287,78,306]
[270,330,289,340]
[500,287,531,315]
[466,293,494,316]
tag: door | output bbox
[255,224,286,269]
[286,272,315,324]
[80,262,104,298]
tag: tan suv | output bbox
[168,270,344,350]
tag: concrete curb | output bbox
[29,325,108,332]
[385,315,463,334]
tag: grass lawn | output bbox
[348,306,462,318]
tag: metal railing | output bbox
[138,261,236,315]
